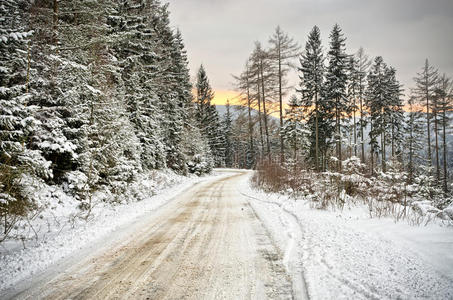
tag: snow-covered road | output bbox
[6,170,298,299]
[3,169,452,299]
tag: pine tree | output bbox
[195,65,225,167]
[354,47,371,163]
[325,24,350,171]
[405,94,425,183]
[281,96,310,163]
[223,100,234,168]
[110,0,166,170]
[298,25,326,171]
[366,56,387,174]
[386,67,404,161]
[0,0,51,235]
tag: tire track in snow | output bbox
[239,188,310,300]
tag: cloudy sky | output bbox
[167,0,453,103]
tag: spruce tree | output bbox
[354,47,371,163]
[223,100,234,168]
[281,96,310,163]
[405,94,425,183]
[325,24,350,171]
[298,25,326,171]
[195,65,225,167]
[366,56,387,174]
[0,0,51,233]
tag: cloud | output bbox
[167,0,453,96]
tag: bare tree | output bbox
[414,59,439,167]
[268,26,301,163]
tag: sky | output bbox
[167,0,453,105]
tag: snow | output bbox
[0,170,224,294]
[238,172,453,299]
[2,170,452,299]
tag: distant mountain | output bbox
[215,104,278,122]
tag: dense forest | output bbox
[0,0,227,239]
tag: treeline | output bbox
[0,0,226,236]
[231,24,452,201]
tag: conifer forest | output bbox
[1,1,452,299]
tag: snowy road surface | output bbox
[7,170,300,299]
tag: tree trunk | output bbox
[409,116,414,183]
[336,99,342,171]
[391,120,395,159]
[370,122,374,176]
[52,0,58,45]
[315,93,319,172]
[277,42,284,164]
[433,104,440,184]
[259,59,271,161]
[256,76,265,157]
[353,94,357,157]
[246,68,254,161]
[359,81,365,163]
[425,81,432,167]
[442,100,448,193]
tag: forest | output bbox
[1,0,452,244]
[230,25,453,222]
[0,0,226,241]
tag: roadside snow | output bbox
[0,170,224,293]
[238,173,453,299]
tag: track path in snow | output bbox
[11,170,299,300]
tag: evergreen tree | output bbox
[354,47,371,162]
[0,0,51,234]
[110,0,166,170]
[366,56,387,174]
[325,24,350,171]
[405,94,425,183]
[281,96,310,163]
[298,25,326,170]
[223,100,234,168]
[386,67,404,161]
[195,65,225,167]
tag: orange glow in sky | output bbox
[210,90,288,119]
[211,90,243,106]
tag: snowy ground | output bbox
[2,169,452,299]
[238,172,453,299]
[0,170,227,295]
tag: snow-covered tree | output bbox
[282,96,310,162]
[298,25,327,170]
[0,0,51,236]
[325,24,350,171]
[195,65,225,167]
[223,101,234,168]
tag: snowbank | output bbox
[239,173,453,299]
